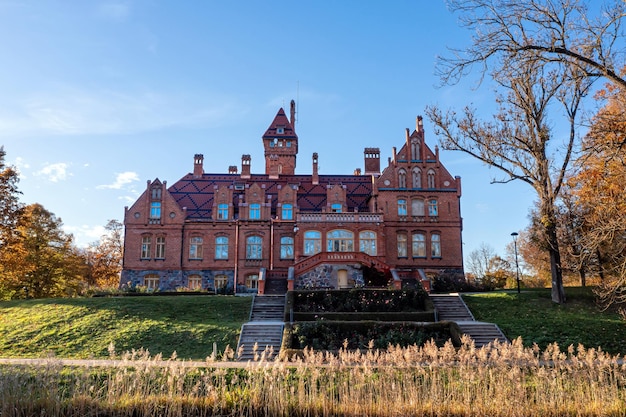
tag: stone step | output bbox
[249,295,286,321]
[430,295,475,321]
[237,323,284,361]
[457,322,508,347]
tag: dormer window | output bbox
[276,127,285,134]
[151,186,162,200]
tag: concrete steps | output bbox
[237,322,284,361]
[430,294,475,321]
[237,295,286,361]
[456,321,509,347]
[249,295,285,321]
[264,278,288,295]
[430,293,509,348]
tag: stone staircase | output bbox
[431,293,508,347]
[237,295,285,361]
[264,278,288,295]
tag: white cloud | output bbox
[97,2,131,22]
[35,162,70,182]
[0,88,241,138]
[65,224,106,247]
[97,171,140,190]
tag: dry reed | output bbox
[0,337,624,417]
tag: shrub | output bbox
[292,288,429,313]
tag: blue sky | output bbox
[0,0,537,259]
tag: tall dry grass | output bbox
[0,337,624,417]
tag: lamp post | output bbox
[511,232,520,294]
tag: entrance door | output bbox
[337,269,349,289]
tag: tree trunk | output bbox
[545,222,566,304]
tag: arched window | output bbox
[427,170,436,189]
[141,235,151,259]
[412,233,426,258]
[246,236,263,259]
[359,231,377,256]
[215,236,229,259]
[143,274,160,291]
[428,199,438,217]
[246,274,259,290]
[411,140,420,160]
[214,275,228,291]
[304,231,321,255]
[327,229,354,252]
[431,233,441,257]
[397,233,408,258]
[280,236,294,259]
[155,236,165,259]
[189,236,203,259]
[282,203,293,220]
[187,274,202,290]
[398,169,407,188]
[411,198,425,217]
[398,199,407,216]
[412,168,422,188]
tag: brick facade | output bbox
[121,106,464,293]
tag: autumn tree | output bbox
[1,204,87,299]
[0,147,22,246]
[428,0,626,303]
[85,219,124,288]
[569,79,626,313]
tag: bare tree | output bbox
[427,0,626,303]
[438,0,626,88]
[466,242,497,281]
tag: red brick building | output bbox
[121,101,464,293]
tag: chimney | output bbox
[363,147,380,176]
[312,152,319,185]
[290,100,296,132]
[354,168,362,176]
[416,115,423,133]
[193,154,204,178]
[241,154,251,179]
[405,128,411,160]
[392,146,397,165]
[228,165,238,174]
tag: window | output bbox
[249,203,261,220]
[411,140,420,160]
[215,236,229,259]
[141,236,151,259]
[143,274,159,291]
[277,127,284,134]
[327,229,354,252]
[151,187,162,200]
[431,233,441,257]
[398,199,407,216]
[282,203,293,220]
[217,203,229,220]
[246,236,262,259]
[188,275,202,290]
[214,275,228,291]
[246,274,259,290]
[189,236,203,259]
[280,236,294,259]
[304,231,322,255]
[155,236,165,259]
[427,170,436,189]
[397,233,408,257]
[331,203,342,213]
[412,198,425,216]
[428,199,438,217]
[150,202,161,219]
[359,231,377,256]
[398,169,407,188]
[413,168,422,188]
[412,233,426,257]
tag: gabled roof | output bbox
[167,173,372,220]
[262,108,297,139]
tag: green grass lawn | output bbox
[462,287,626,355]
[0,295,252,360]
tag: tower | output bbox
[263,100,298,177]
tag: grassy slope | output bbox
[462,287,626,355]
[0,295,252,360]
